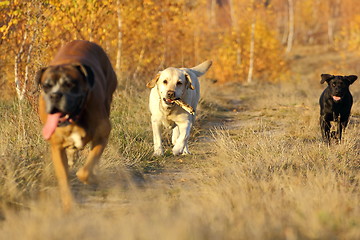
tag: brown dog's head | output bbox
[321,74,357,101]
[36,63,94,120]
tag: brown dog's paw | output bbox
[76,168,98,185]
[62,198,74,213]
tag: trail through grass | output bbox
[0,47,360,239]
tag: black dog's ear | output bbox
[320,74,334,84]
[345,75,357,85]
[74,64,95,88]
[35,67,47,86]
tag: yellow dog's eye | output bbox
[163,80,168,84]
[177,81,182,85]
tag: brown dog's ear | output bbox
[185,72,195,90]
[35,67,47,86]
[146,73,160,88]
[320,74,334,84]
[345,75,358,85]
[74,64,95,88]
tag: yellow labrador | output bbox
[146,60,212,156]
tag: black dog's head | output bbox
[320,74,357,102]
[36,64,95,117]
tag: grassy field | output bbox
[0,46,359,239]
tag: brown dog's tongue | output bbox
[42,112,62,140]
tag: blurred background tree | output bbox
[1,0,360,99]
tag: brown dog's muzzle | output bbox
[49,92,63,104]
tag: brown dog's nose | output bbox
[50,92,63,101]
[167,90,175,99]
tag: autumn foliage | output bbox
[1,0,360,98]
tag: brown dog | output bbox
[36,40,117,210]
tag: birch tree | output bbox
[116,0,122,78]
[286,0,294,53]
[247,21,255,83]
[328,0,340,45]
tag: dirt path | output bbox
[78,46,360,207]
[2,47,359,240]
[132,83,258,191]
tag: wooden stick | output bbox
[174,99,195,115]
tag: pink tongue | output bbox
[42,112,62,140]
[333,96,341,101]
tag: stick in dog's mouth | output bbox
[173,99,195,115]
[162,98,195,115]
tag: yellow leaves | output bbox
[70,15,76,23]
[0,1,10,7]
[212,14,288,83]
[5,0,359,88]
[0,25,7,33]
[2,0,288,86]
[334,13,360,51]
[144,0,155,6]
[0,26,9,40]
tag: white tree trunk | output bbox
[210,0,216,25]
[24,32,36,97]
[14,31,28,101]
[116,0,122,77]
[328,0,340,45]
[286,0,294,53]
[247,21,255,83]
[328,18,334,45]
[14,29,35,141]
[281,11,289,45]
[229,0,242,68]
[14,3,42,141]
[132,47,145,80]
[194,29,199,65]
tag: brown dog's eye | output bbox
[42,83,52,90]
[163,80,168,84]
[64,81,74,89]
[332,83,336,87]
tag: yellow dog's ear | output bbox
[185,72,195,90]
[146,73,161,88]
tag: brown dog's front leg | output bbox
[51,145,73,211]
[77,119,110,185]
[76,138,108,185]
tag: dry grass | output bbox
[1,50,360,239]
[207,81,360,240]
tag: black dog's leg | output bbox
[335,120,341,144]
[338,121,343,143]
[333,114,341,144]
[339,117,350,143]
[320,116,330,144]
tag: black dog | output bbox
[319,74,357,143]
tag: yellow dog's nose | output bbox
[166,90,175,99]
